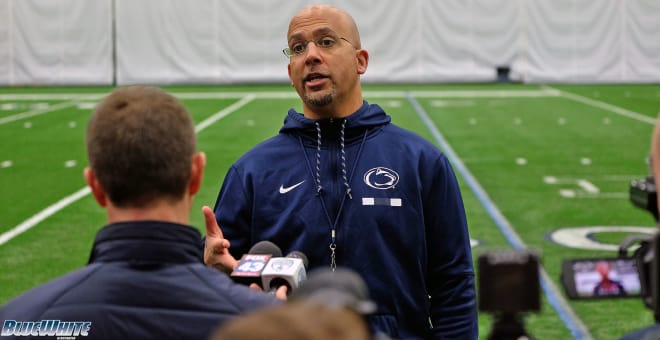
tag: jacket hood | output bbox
[279,101,391,142]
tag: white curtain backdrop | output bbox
[0,0,113,85]
[512,0,654,83]
[0,0,10,84]
[0,0,658,85]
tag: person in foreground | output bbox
[205,4,477,339]
[0,86,281,339]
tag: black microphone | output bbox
[230,241,282,287]
[289,267,377,315]
[261,251,309,295]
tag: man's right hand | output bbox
[203,206,238,275]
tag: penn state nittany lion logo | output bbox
[363,167,399,189]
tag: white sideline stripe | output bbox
[0,89,561,101]
[0,187,91,246]
[0,96,253,246]
[544,85,656,125]
[0,100,88,126]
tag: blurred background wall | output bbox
[0,0,658,86]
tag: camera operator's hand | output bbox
[203,206,238,274]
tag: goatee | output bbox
[304,92,333,107]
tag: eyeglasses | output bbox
[283,36,354,58]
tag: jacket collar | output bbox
[279,101,391,143]
[88,221,203,265]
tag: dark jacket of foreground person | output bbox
[0,222,278,339]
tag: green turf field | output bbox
[1,83,659,339]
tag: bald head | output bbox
[287,5,361,48]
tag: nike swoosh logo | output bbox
[279,180,305,194]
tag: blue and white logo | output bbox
[2,320,91,337]
[363,167,399,189]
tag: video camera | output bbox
[478,250,541,340]
[560,175,660,322]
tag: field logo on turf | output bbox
[547,226,655,251]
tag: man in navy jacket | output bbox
[0,86,281,339]
[205,5,477,339]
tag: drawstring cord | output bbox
[340,119,352,199]
[313,119,354,199]
[314,122,323,196]
[299,118,369,271]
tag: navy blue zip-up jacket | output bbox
[213,101,477,339]
[0,222,279,339]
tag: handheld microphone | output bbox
[230,241,282,287]
[261,251,309,295]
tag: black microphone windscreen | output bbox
[291,267,376,315]
[286,251,309,269]
[248,240,282,257]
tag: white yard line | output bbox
[0,95,254,246]
[195,94,255,133]
[0,188,91,246]
[543,85,656,125]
